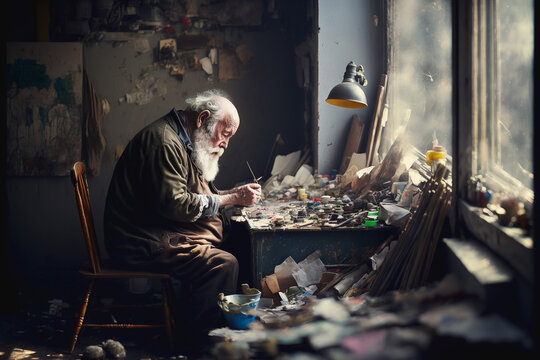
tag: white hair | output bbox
[185,89,231,135]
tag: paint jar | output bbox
[426,145,446,173]
[364,220,378,227]
[297,187,306,200]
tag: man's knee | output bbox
[216,250,239,275]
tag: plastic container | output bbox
[297,187,306,200]
[426,145,446,173]
[364,220,378,227]
[218,292,261,330]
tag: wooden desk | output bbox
[238,201,398,289]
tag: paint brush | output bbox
[246,161,264,202]
[246,161,261,184]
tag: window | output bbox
[455,0,534,283]
[385,0,534,282]
[470,0,534,203]
[382,0,452,162]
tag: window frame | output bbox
[453,0,535,284]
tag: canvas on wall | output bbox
[6,42,83,176]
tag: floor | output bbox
[0,289,194,360]
[1,276,537,360]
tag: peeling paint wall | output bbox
[4,0,316,294]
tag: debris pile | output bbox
[209,274,533,359]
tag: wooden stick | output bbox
[369,165,452,295]
[366,74,388,167]
[421,189,452,284]
[371,104,388,166]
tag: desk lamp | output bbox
[326,61,368,108]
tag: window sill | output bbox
[442,237,514,314]
[458,199,533,284]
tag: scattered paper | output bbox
[341,165,359,188]
[312,298,350,323]
[293,251,326,287]
[355,165,375,179]
[293,164,315,187]
[271,150,302,178]
[347,152,367,172]
[379,203,411,227]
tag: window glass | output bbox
[383,0,452,160]
[497,0,534,190]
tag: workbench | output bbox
[231,200,399,289]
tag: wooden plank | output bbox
[292,147,311,176]
[365,74,388,167]
[371,103,389,166]
[339,115,365,174]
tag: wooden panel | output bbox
[339,115,365,174]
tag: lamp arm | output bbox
[355,65,368,86]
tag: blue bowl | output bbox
[222,309,257,330]
[219,293,261,330]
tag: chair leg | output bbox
[161,279,174,349]
[164,279,178,328]
[70,280,95,353]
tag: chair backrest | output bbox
[71,161,102,273]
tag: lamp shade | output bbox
[326,61,368,108]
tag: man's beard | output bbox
[191,127,224,182]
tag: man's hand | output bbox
[218,183,262,207]
[233,183,262,206]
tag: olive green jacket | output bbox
[103,109,223,267]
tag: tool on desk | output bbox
[246,161,264,202]
[325,210,368,228]
[246,161,261,183]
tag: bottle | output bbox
[297,187,307,200]
[426,136,446,173]
[313,170,322,188]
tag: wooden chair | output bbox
[69,161,175,352]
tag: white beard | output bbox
[191,128,224,182]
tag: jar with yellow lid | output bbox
[426,145,446,173]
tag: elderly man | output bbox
[103,89,261,349]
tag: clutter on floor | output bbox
[208,273,533,360]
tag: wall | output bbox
[3,0,384,300]
[3,0,313,298]
[317,0,384,174]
